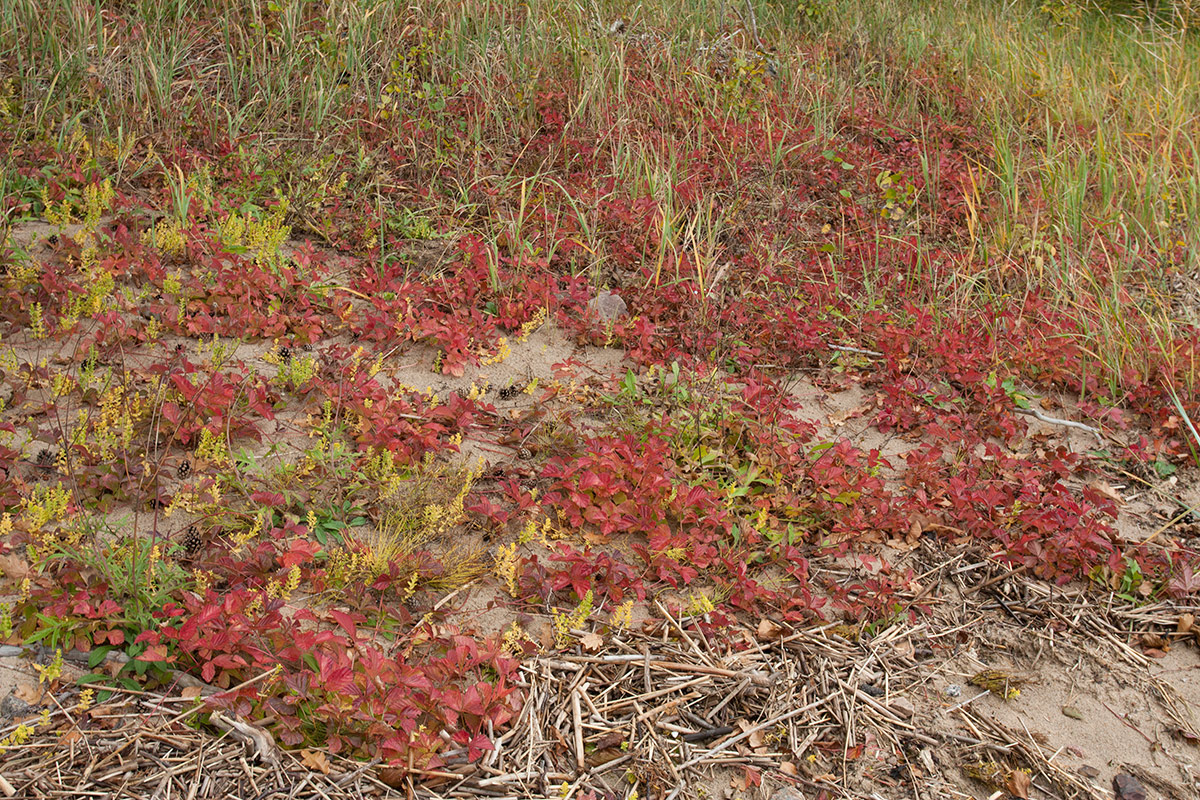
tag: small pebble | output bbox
[587,290,628,322]
[944,684,962,698]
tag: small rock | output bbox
[1112,773,1147,800]
[888,697,916,718]
[1079,765,1100,779]
[1061,705,1084,720]
[944,684,962,698]
[770,788,806,800]
[0,690,35,723]
[587,290,628,322]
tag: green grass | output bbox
[1,0,1197,397]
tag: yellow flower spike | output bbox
[609,600,634,630]
[28,302,46,340]
[494,543,520,597]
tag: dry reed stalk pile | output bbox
[2,544,1197,799]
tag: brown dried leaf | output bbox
[592,730,625,751]
[1177,613,1194,634]
[579,632,604,652]
[14,682,43,705]
[0,553,32,582]
[180,686,203,700]
[1087,480,1125,506]
[1005,769,1031,799]
[756,618,784,641]
[1141,632,1167,649]
[300,749,331,775]
[377,767,405,788]
[828,404,870,427]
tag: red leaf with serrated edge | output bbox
[577,471,604,490]
[279,539,321,568]
[137,644,174,663]
[467,733,494,762]
[1169,563,1200,598]
[328,609,359,640]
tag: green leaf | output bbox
[622,369,637,396]
[1152,459,1177,478]
[76,672,114,686]
[88,645,114,669]
[830,490,861,505]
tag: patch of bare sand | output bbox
[787,371,923,493]
[923,624,1200,799]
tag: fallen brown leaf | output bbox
[14,682,43,705]
[579,631,604,652]
[377,767,405,788]
[1006,769,1031,799]
[592,730,625,751]
[1087,480,1124,506]
[300,749,330,775]
[1141,632,1167,649]
[756,618,784,641]
[0,553,32,583]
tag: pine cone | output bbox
[179,525,203,556]
[497,383,523,401]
